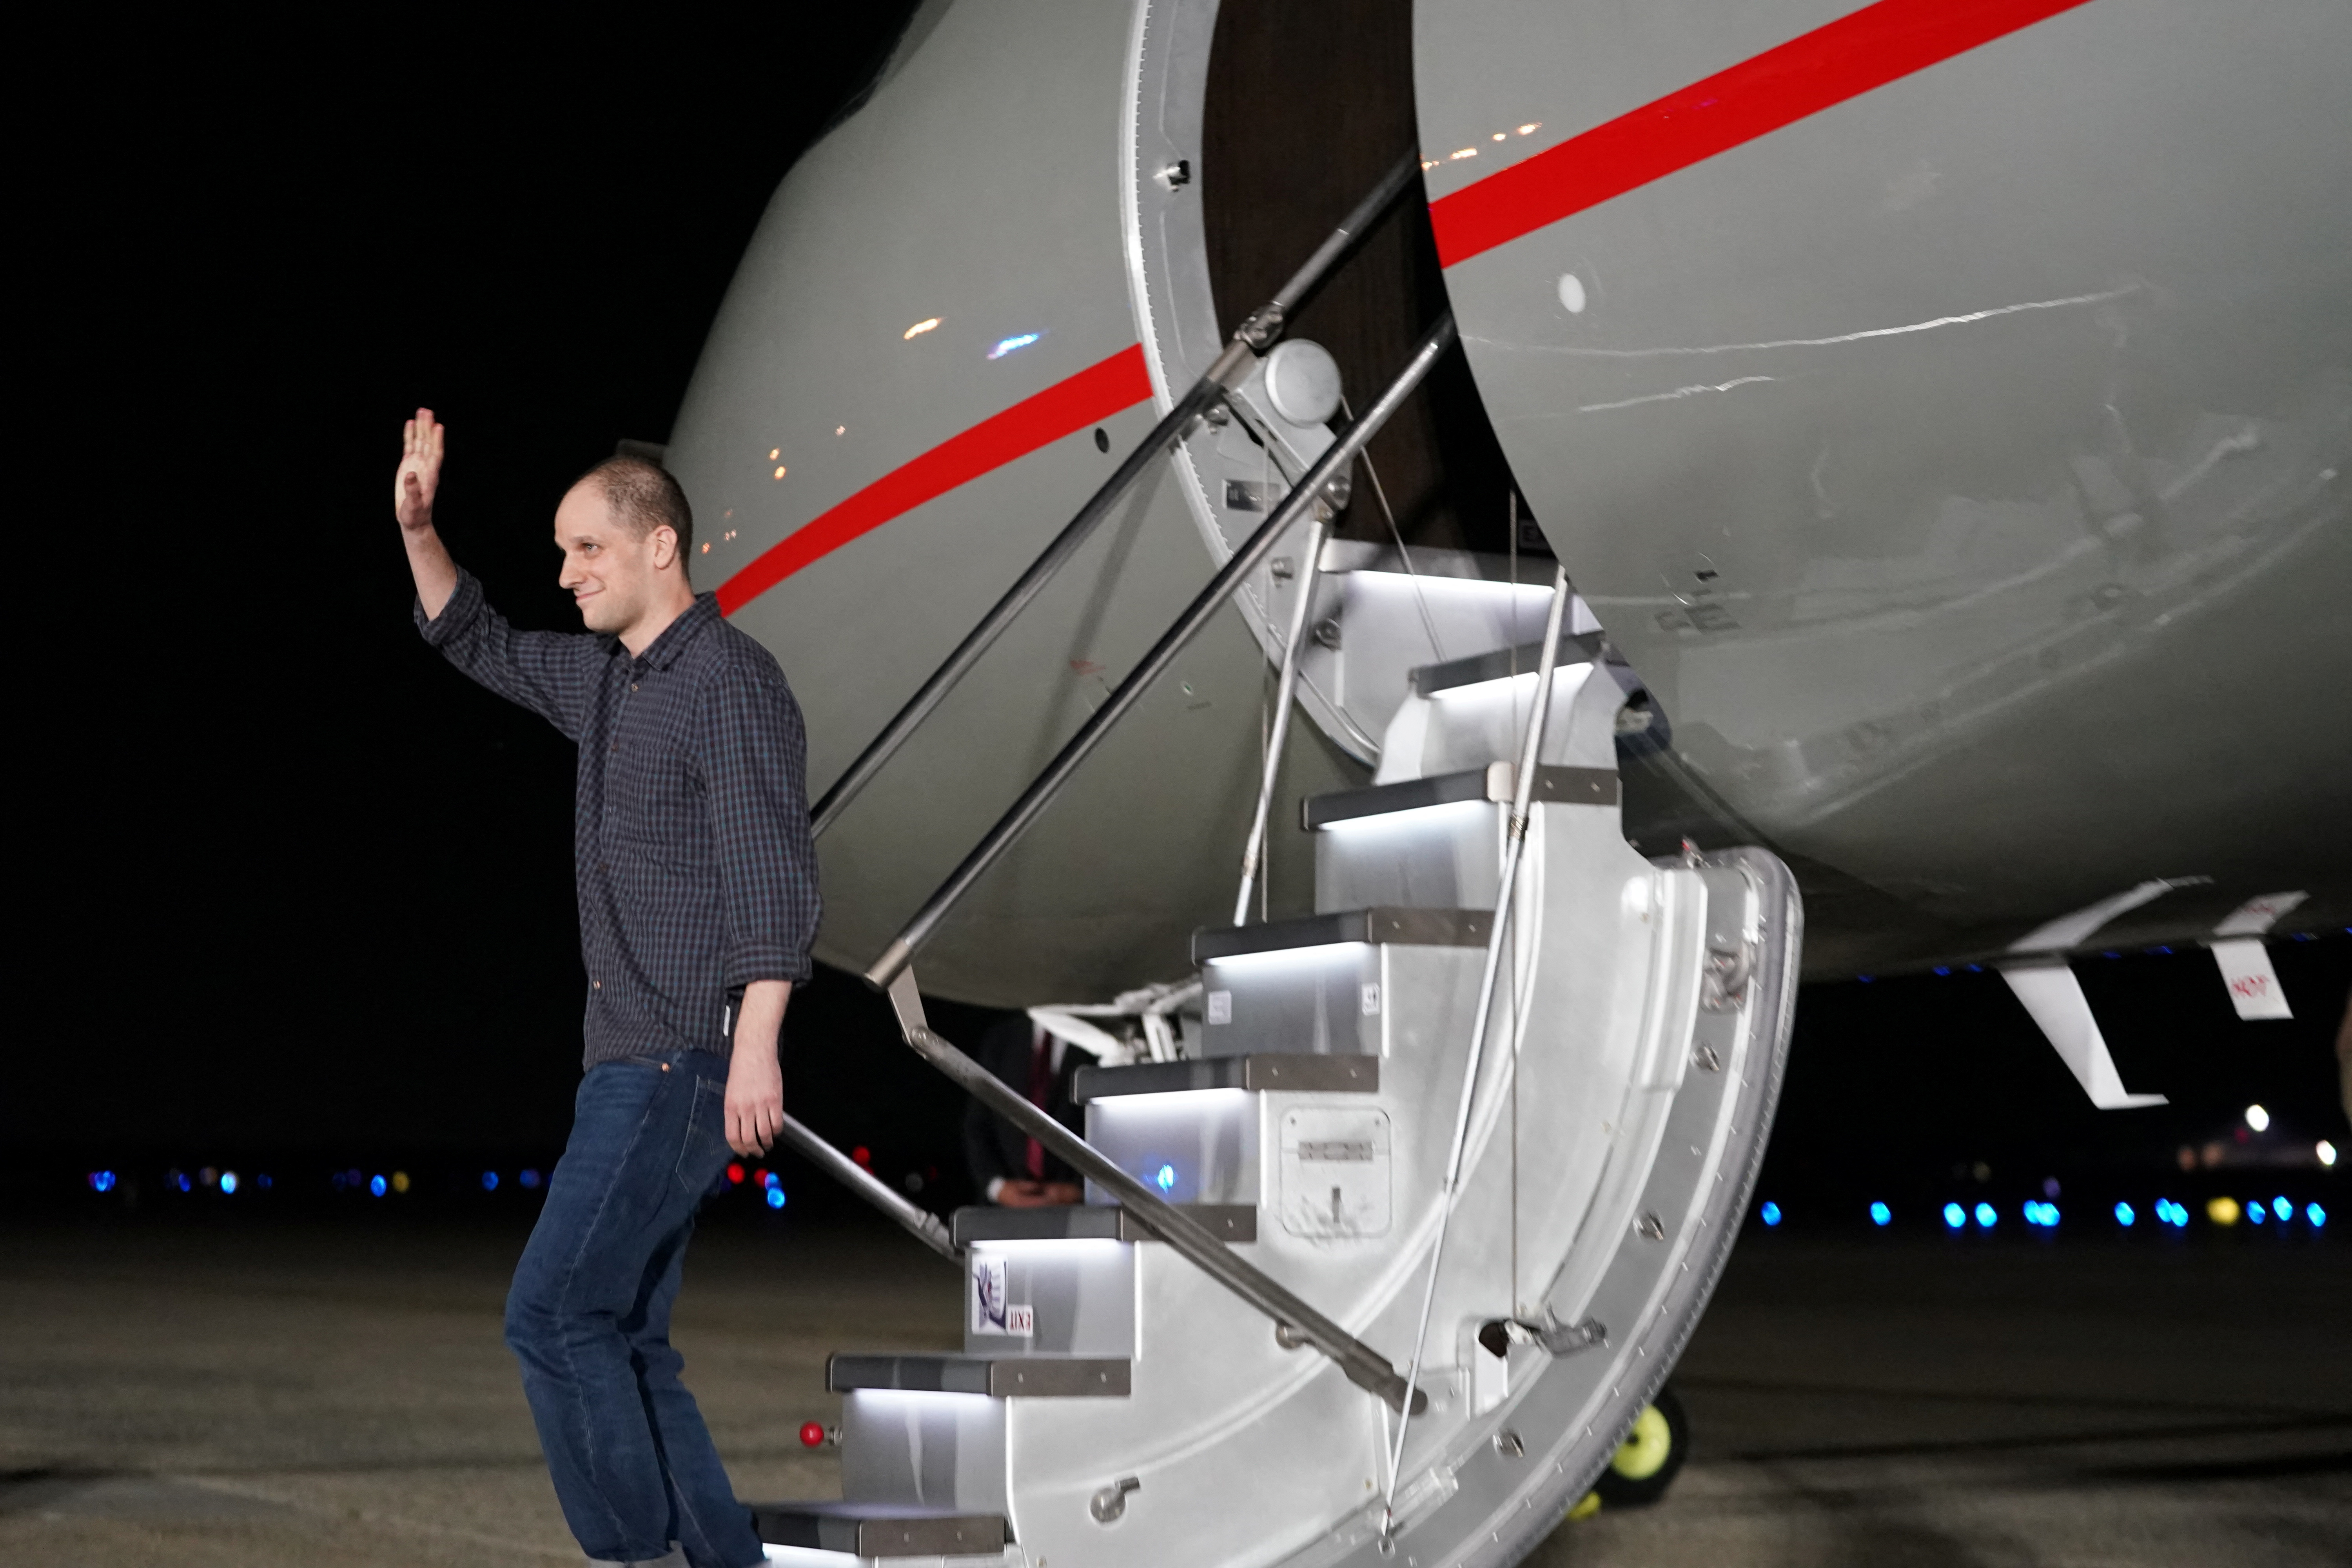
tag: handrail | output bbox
[865,312,1458,991]
[882,972,1425,1414]
[809,149,1421,838]
[773,1110,960,1264]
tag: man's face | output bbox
[554,482,671,635]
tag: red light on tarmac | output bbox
[725,1163,745,1185]
[800,1421,827,1449]
[851,1146,872,1168]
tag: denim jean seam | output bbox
[672,1077,727,1197]
[554,1069,668,1556]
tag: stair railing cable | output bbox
[865,312,1455,989]
[809,150,1419,839]
[1231,511,1328,925]
[1380,562,1573,1544]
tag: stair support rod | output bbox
[1231,513,1328,926]
[773,1111,961,1264]
[1381,562,1574,1537]
[866,312,1457,990]
[1241,150,1421,344]
[882,972,1425,1414]
[811,149,1420,839]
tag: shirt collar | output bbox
[630,592,723,671]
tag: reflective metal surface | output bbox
[1418,0,2352,968]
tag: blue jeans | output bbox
[505,1050,765,1568]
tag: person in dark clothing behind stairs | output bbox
[394,408,817,1568]
[963,1012,1097,1207]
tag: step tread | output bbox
[1410,632,1604,696]
[952,1202,1257,1244]
[1072,1054,1379,1100]
[1193,906,1489,963]
[748,1500,1007,1557]
[828,1352,1131,1398]
[1303,765,1618,829]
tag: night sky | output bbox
[16,13,2346,1221]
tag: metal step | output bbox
[1409,632,1604,696]
[749,1500,1006,1558]
[953,1202,1258,1244]
[828,1352,1130,1397]
[1073,1054,1378,1100]
[1307,767,1621,914]
[1190,907,1492,1063]
[1303,763,1618,828]
[1192,905,1489,963]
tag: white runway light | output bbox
[2245,1104,2270,1132]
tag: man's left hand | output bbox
[724,980,793,1156]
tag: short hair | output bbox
[576,456,694,565]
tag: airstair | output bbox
[753,161,1801,1568]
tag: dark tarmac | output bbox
[2,1212,2345,1567]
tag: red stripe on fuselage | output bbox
[1428,0,2095,268]
[715,343,1155,615]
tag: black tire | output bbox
[1589,1383,1690,1509]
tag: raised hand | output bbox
[396,408,446,533]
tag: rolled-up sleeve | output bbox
[415,569,599,741]
[696,656,821,987]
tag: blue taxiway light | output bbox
[2247,1200,2265,1224]
[1760,1201,1783,1226]
[481,1171,499,1191]
[764,1186,786,1210]
[1943,1202,1966,1230]
[519,1169,543,1190]
[368,1174,388,1198]
[219,1172,239,1195]
[88,1171,117,1193]
[1974,1203,1997,1229]
[1869,1201,1891,1227]
[2307,1203,2327,1228]
[2114,1202,2135,1226]
[2272,1197,2292,1221]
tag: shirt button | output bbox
[592,980,602,990]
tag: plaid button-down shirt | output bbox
[418,570,821,1067]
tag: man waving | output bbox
[396,409,818,1568]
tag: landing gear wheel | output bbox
[1590,1384,1691,1510]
